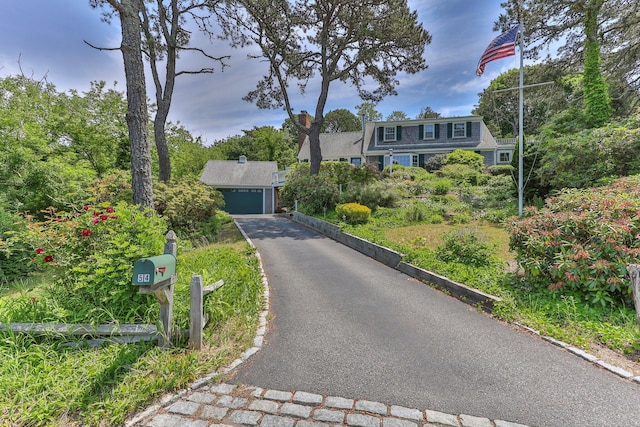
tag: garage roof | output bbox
[200,158,278,188]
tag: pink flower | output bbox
[82,229,92,236]
[92,217,99,224]
[36,247,44,254]
[44,255,53,263]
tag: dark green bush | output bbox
[154,178,224,239]
[0,206,34,283]
[445,149,485,172]
[424,153,447,172]
[281,173,339,214]
[436,228,497,267]
[340,181,399,211]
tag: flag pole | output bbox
[517,21,524,216]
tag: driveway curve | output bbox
[231,214,640,427]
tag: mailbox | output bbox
[132,254,177,286]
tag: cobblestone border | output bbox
[124,220,271,427]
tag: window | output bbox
[384,126,396,141]
[412,155,419,167]
[453,122,466,138]
[350,157,362,165]
[423,124,435,139]
[498,151,511,163]
[384,154,412,168]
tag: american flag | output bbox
[476,25,519,76]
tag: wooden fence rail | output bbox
[189,274,224,350]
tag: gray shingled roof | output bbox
[199,159,278,187]
[298,123,375,159]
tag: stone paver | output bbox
[383,417,418,427]
[325,396,354,409]
[248,399,280,414]
[346,413,381,427]
[264,389,293,402]
[425,409,460,426]
[280,402,313,418]
[166,401,200,416]
[293,391,323,406]
[390,405,423,421]
[261,414,296,427]
[187,391,217,404]
[355,400,388,415]
[459,414,493,427]
[200,405,229,420]
[313,408,346,423]
[227,409,262,425]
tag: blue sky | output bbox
[0,0,515,144]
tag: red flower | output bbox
[100,214,108,221]
[105,207,115,213]
[82,229,92,236]
[93,211,101,217]
[36,247,44,254]
[83,205,90,211]
[110,215,118,219]
[92,217,99,224]
[44,255,53,263]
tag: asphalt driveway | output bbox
[231,215,640,427]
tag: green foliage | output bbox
[321,108,361,133]
[280,171,339,214]
[445,149,485,172]
[438,163,485,185]
[87,170,134,205]
[537,114,640,191]
[213,126,297,168]
[0,206,34,283]
[15,202,168,324]
[153,178,224,240]
[431,179,452,195]
[424,154,447,172]
[339,181,399,211]
[583,34,612,128]
[488,165,515,176]
[507,176,640,306]
[336,203,371,224]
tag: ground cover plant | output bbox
[0,216,263,426]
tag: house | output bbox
[200,156,280,214]
[297,113,515,169]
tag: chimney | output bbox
[298,110,311,151]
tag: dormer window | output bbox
[378,126,402,142]
[423,124,435,139]
[453,122,466,138]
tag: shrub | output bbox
[404,204,426,222]
[445,149,485,172]
[0,207,34,283]
[88,170,134,205]
[436,228,497,267]
[336,203,371,224]
[23,202,168,323]
[340,181,399,211]
[154,178,223,240]
[488,165,515,176]
[280,173,339,214]
[507,176,640,306]
[438,164,483,185]
[431,179,452,195]
[424,153,448,172]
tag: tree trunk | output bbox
[120,0,154,208]
[308,120,323,175]
[154,106,172,182]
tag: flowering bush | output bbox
[26,201,168,323]
[507,176,640,306]
[336,203,371,224]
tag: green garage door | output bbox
[221,188,264,214]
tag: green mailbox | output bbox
[132,254,176,286]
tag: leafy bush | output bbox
[336,203,371,224]
[154,178,223,240]
[431,179,452,195]
[507,176,640,306]
[340,181,399,211]
[488,165,515,176]
[435,228,497,267]
[424,153,448,172]
[280,173,339,214]
[87,170,134,205]
[438,164,485,185]
[19,202,168,323]
[0,206,34,283]
[445,149,485,172]
[404,204,426,222]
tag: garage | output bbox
[220,188,264,214]
[200,157,278,215]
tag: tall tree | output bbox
[496,0,619,127]
[355,101,383,122]
[90,0,154,208]
[221,0,431,175]
[416,106,441,119]
[140,0,227,182]
[386,111,409,121]
[321,109,361,133]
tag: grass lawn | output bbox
[0,220,264,427]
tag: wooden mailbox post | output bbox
[132,231,177,348]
